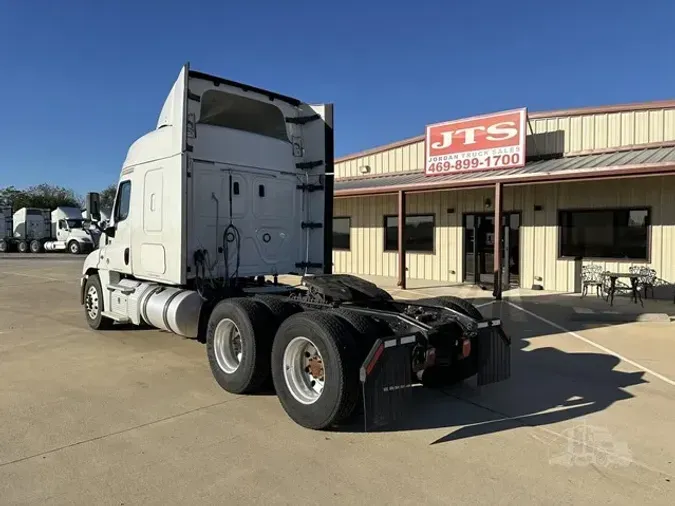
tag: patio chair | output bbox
[629,266,657,299]
[581,264,605,298]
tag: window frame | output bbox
[383,213,436,254]
[332,216,351,251]
[66,219,83,229]
[198,89,290,143]
[114,180,132,224]
[557,206,651,261]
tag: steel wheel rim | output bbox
[70,243,78,253]
[214,318,243,374]
[85,285,99,320]
[283,336,325,405]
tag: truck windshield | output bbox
[198,90,290,142]
[67,219,84,229]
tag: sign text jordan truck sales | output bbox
[424,108,527,176]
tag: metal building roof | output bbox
[335,145,675,195]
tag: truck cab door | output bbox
[56,220,68,241]
[103,178,133,274]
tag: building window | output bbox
[333,217,351,250]
[559,208,650,260]
[384,214,435,253]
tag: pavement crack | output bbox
[0,396,244,468]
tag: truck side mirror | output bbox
[86,192,101,222]
[104,225,116,238]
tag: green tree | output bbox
[0,186,25,208]
[99,183,117,215]
[0,184,82,210]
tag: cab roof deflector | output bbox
[188,70,302,107]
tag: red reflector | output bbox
[426,348,437,367]
[366,343,385,375]
[462,339,471,358]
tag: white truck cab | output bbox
[48,206,94,254]
[82,63,332,332]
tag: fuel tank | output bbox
[138,284,203,338]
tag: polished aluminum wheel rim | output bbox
[283,336,325,405]
[214,318,243,374]
[85,285,99,320]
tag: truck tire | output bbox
[249,295,304,390]
[327,308,393,423]
[0,239,7,253]
[328,308,390,357]
[254,295,303,326]
[17,240,28,253]
[68,241,81,255]
[271,311,360,430]
[206,298,275,395]
[427,296,482,320]
[29,240,42,253]
[84,274,115,330]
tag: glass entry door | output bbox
[463,212,520,289]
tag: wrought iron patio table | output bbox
[604,272,642,307]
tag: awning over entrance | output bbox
[335,145,675,196]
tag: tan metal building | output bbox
[331,100,675,299]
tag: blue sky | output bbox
[1,0,674,195]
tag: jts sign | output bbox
[424,108,527,176]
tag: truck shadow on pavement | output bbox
[338,294,651,443]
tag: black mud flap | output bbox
[359,335,417,432]
[475,318,511,386]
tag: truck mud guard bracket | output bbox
[359,335,418,432]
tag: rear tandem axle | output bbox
[204,274,511,431]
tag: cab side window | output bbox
[58,219,66,230]
[115,181,132,222]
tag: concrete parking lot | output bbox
[1,255,675,505]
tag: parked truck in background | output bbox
[0,205,94,254]
[80,63,511,431]
[46,206,95,254]
[0,205,12,251]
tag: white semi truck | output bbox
[0,205,94,253]
[81,64,511,430]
